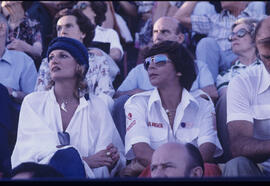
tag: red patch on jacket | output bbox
[126,120,136,132]
[127,113,132,120]
[147,122,163,128]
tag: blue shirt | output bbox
[117,60,214,92]
[0,49,37,93]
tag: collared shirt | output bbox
[93,26,124,59]
[117,60,214,92]
[191,7,266,51]
[35,49,115,109]
[11,88,125,178]
[216,58,262,91]
[227,64,270,173]
[0,48,37,93]
[124,88,222,160]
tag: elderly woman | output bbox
[215,18,262,162]
[11,37,125,178]
[123,41,222,177]
[35,8,118,111]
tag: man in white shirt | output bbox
[224,16,270,176]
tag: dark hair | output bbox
[11,162,64,179]
[90,1,107,26]
[53,8,95,47]
[143,40,196,91]
[184,143,204,175]
[176,22,185,35]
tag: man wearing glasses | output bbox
[223,16,270,176]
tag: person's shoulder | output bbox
[233,63,263,82]
[5,49,34,64]
[125,90,153,105]
[23,90,49,104]
[87,94,108,109]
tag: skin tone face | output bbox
[256,18,270,73]
[151,143,189,178]
[231,23,254,55]
[76,1,96,25]
[147,53,179,88]
[153,17,184,44]
[56,15,85,43]
[48,49,79,82]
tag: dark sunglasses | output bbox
[228,28,250,42]
[73,2,89,10]
[144,54,171,71]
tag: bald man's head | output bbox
[153,16,185,44]
[151,142,203,178]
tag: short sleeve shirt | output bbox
[124,88,222,160]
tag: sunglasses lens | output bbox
[237,29,247,38]
[144,57,151,70]
[154,55,168,64]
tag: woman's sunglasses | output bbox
[228,28,250,42]
[144,54,171,71]
[73,2,89,10]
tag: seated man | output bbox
[0,13,37,177]
[123,41,222,177]
[223,16,270,176]
[112,16,217,143]
[74,1,124,63]
[151,142,204,178]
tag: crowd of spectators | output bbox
[0,0,270,181]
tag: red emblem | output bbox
[128,113,132,120]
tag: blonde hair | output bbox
[46,65,89,99]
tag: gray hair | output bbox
[232,17,259,42]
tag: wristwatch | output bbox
[11,89,18,98]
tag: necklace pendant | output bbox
[60,102,67,112]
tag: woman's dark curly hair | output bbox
[89,1,107,26]
[53,8,95,47]
[143,41,196,91]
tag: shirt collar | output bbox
[258,65,270,94]
[221,6,250,18]
[0,48,13,64]
[148,88,199,112]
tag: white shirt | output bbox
[227,64,270,173]
[11,88,125,178]
[93,26,124,59]
[124,88,222,160]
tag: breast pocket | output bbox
[148,122,168,149]
[175,127,199,144]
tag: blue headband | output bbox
[47,37,89,72]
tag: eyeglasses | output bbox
[144,54,171,71]
[228,28,250,42]
[73,2,90,10]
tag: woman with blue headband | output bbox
[11,37,125,179]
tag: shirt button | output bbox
[181,122,186,128]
